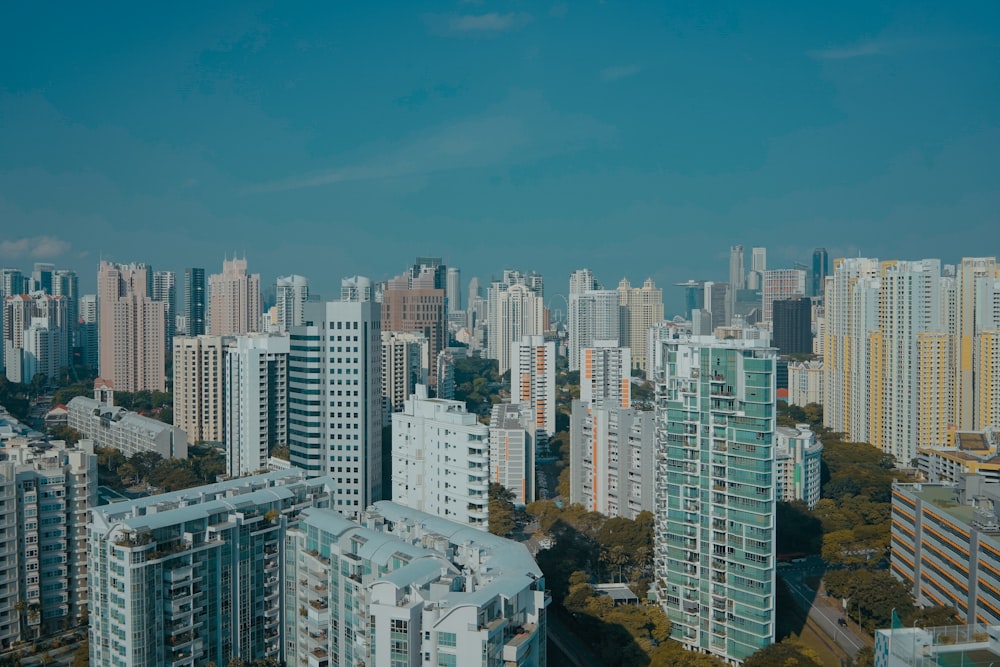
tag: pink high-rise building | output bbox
[97,261,166,392]
[209,257,261,336]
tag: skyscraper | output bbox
[771,298,812,355]
[224,334,289,477]
[761,269,806,325]
[811,248,829,298]
[152,270,176,344]
[568,268,599,371]
[382,264,446,384]
[2,292,69,382]
[956,257,999,430]
[446,265,462,313]
[97,261,165,392]
[172,335,230,444]
[0,268,23,298]
[653,335,777,663]
[486,270,545,373]
[31,262,54,294]
[52,268,79,357]
[288,298,383,512]
[580,341,631,408]
[728,245,746,292]
[618,277,664,371]
[275,274,309,332]
[569,286,619,371]
[748,246,767,290]
[78,294,98,369]
[381,331,428,417]
[209,257,261,336]
[183,267,206,336]
[489,402,535,506]
[510,335,556,437]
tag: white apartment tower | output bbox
[3,293,70,383]
[288,299,383,513]
[97,261,166,392]
[209,256,261,336]
[580,341,632,408]
[173,335,230,444]
[761,268,806,325]
[381,331,429,417]
[957,258,1000,429]
[570,290,620,372]
[486,272,545,374]
[568,268,599,371]
[775,424,823,509]
[0,439,96,645]
[391,388,491,529]
[275,274,309,332]
[511,335,556,437]
[618,277,664,371]
[489,402,535,506]
[224,334,289,477]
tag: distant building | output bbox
[209,256,261,336]
[618,277,664,371]
[787,360,824,407]
[772,298,812,355]
[775,424,823,509]
[489,403,535,505]
[68,394,188,459]
[183,267,206,336]
[761,269,806,325]
[580,341,631,408]
[916,427,1000,483]
[391,388,490,529]
[511,335,556,437]
[569,288,619,372]
[382,260,447,384]
[487,271,545,374]
[98,261,165,392]
[3,292,70,383]
[436,348,456,400]
[381,331,429,418]
[173,335,231,444]
[152,270,176,343]
[275,274,309,332]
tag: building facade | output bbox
[183,268,206,337]
[489,403,535,506]
[787,360,824,407]
[391,390,490,528]
[224,334,289,477]
[381,264,447,385]
[580,341,631,408]
[275,274,309,332]
[97,261,166,392]
[761,269,806,325]
[569,400,655,519]
[0,439,96,646]
[208,257,261,337]
[487,272,545,374]
[510,335,556,437]
[381,331,429,418]
[285,501,549,667]
[653,335,777,663]
[87,470,336,667]
[68,395,188,459]
[569,289,620,372]
[173,335,230,445]
[774,424,823,509]
[618,277,664,372]
[288,299,383,513]
[771,298,812,356]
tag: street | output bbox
[780,561,869,659]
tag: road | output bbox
[546,607,606,667]
[780,562,868,659]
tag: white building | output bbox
[787,360,824,407]
[0,438,96,645]
[580,341,631,408]
[285,502,549,667]
[381,330,429,418]
[87,469,337,667]
[486,272,545,374]
[761,269,806,325]
[67,394,188,459]
[224,334,289,477]
[617,277,664,371]
[511,335,556,437]
[288,299,383,513]
[569,400,655,519]
[2,292,69,383]
[391,388,490,529]
[569,282,619,372]
[276,274,309,332]
[208,256,261,336]
[775,424,823,509]
[173,335,231,444]
[489,403,535,506]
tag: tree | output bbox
[743,638,823,667]
[488,483,516,537]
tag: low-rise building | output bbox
[787,360,824,407]
[285,501,549,667]
[67,395,188,459]
[775,424,823,509]
[917,428,1000,484]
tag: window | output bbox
[437,631,456,647]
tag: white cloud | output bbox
[600,64,641,81]
[0,236,70,260]
[449,12,531,32]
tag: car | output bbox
[838,618,848,627]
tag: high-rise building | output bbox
[284,502,549,667]
[391,387,490,528]
[31,262,54,294]
[702,281,730,331]
[2,292,69,382]
[811,248,829,298]
[0,438,96,644]
[729,245,745,292]
[87,470,337,667]
[748,246,768,291]
[675,280,706,321]
[822,257,881,440]
[288,298,383,512]
[653,335,776,663]
[152,270,176,344]
[489,402,535,505]
[486,271,545,373]
[618,277,664,371]
[209,257,261,336]
[569,289,620,371]
[183,267,206,336]
[436,348,456,400]
[97,261,166,392]
[956,258,1000,430]
[52,269,79,357]
[0,268,23,298]
[569,399,655,519]
[275,274,309,332]
[173,335,230,445]
[511,335,556,437]
[381,331,428,418]
[772,298,812,355]
[761,269,806,325]
[224,334,289,477]
[568,269,600,371]
[341,275,373,302]
[446,266,462,313]
[787,360,824,407]
[775,424,823,509]
[78,294,98,369]
[382,265,446,384]
[580,341,631,408]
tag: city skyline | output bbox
[1,3,998,314]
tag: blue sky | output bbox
[1,1,999,314]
